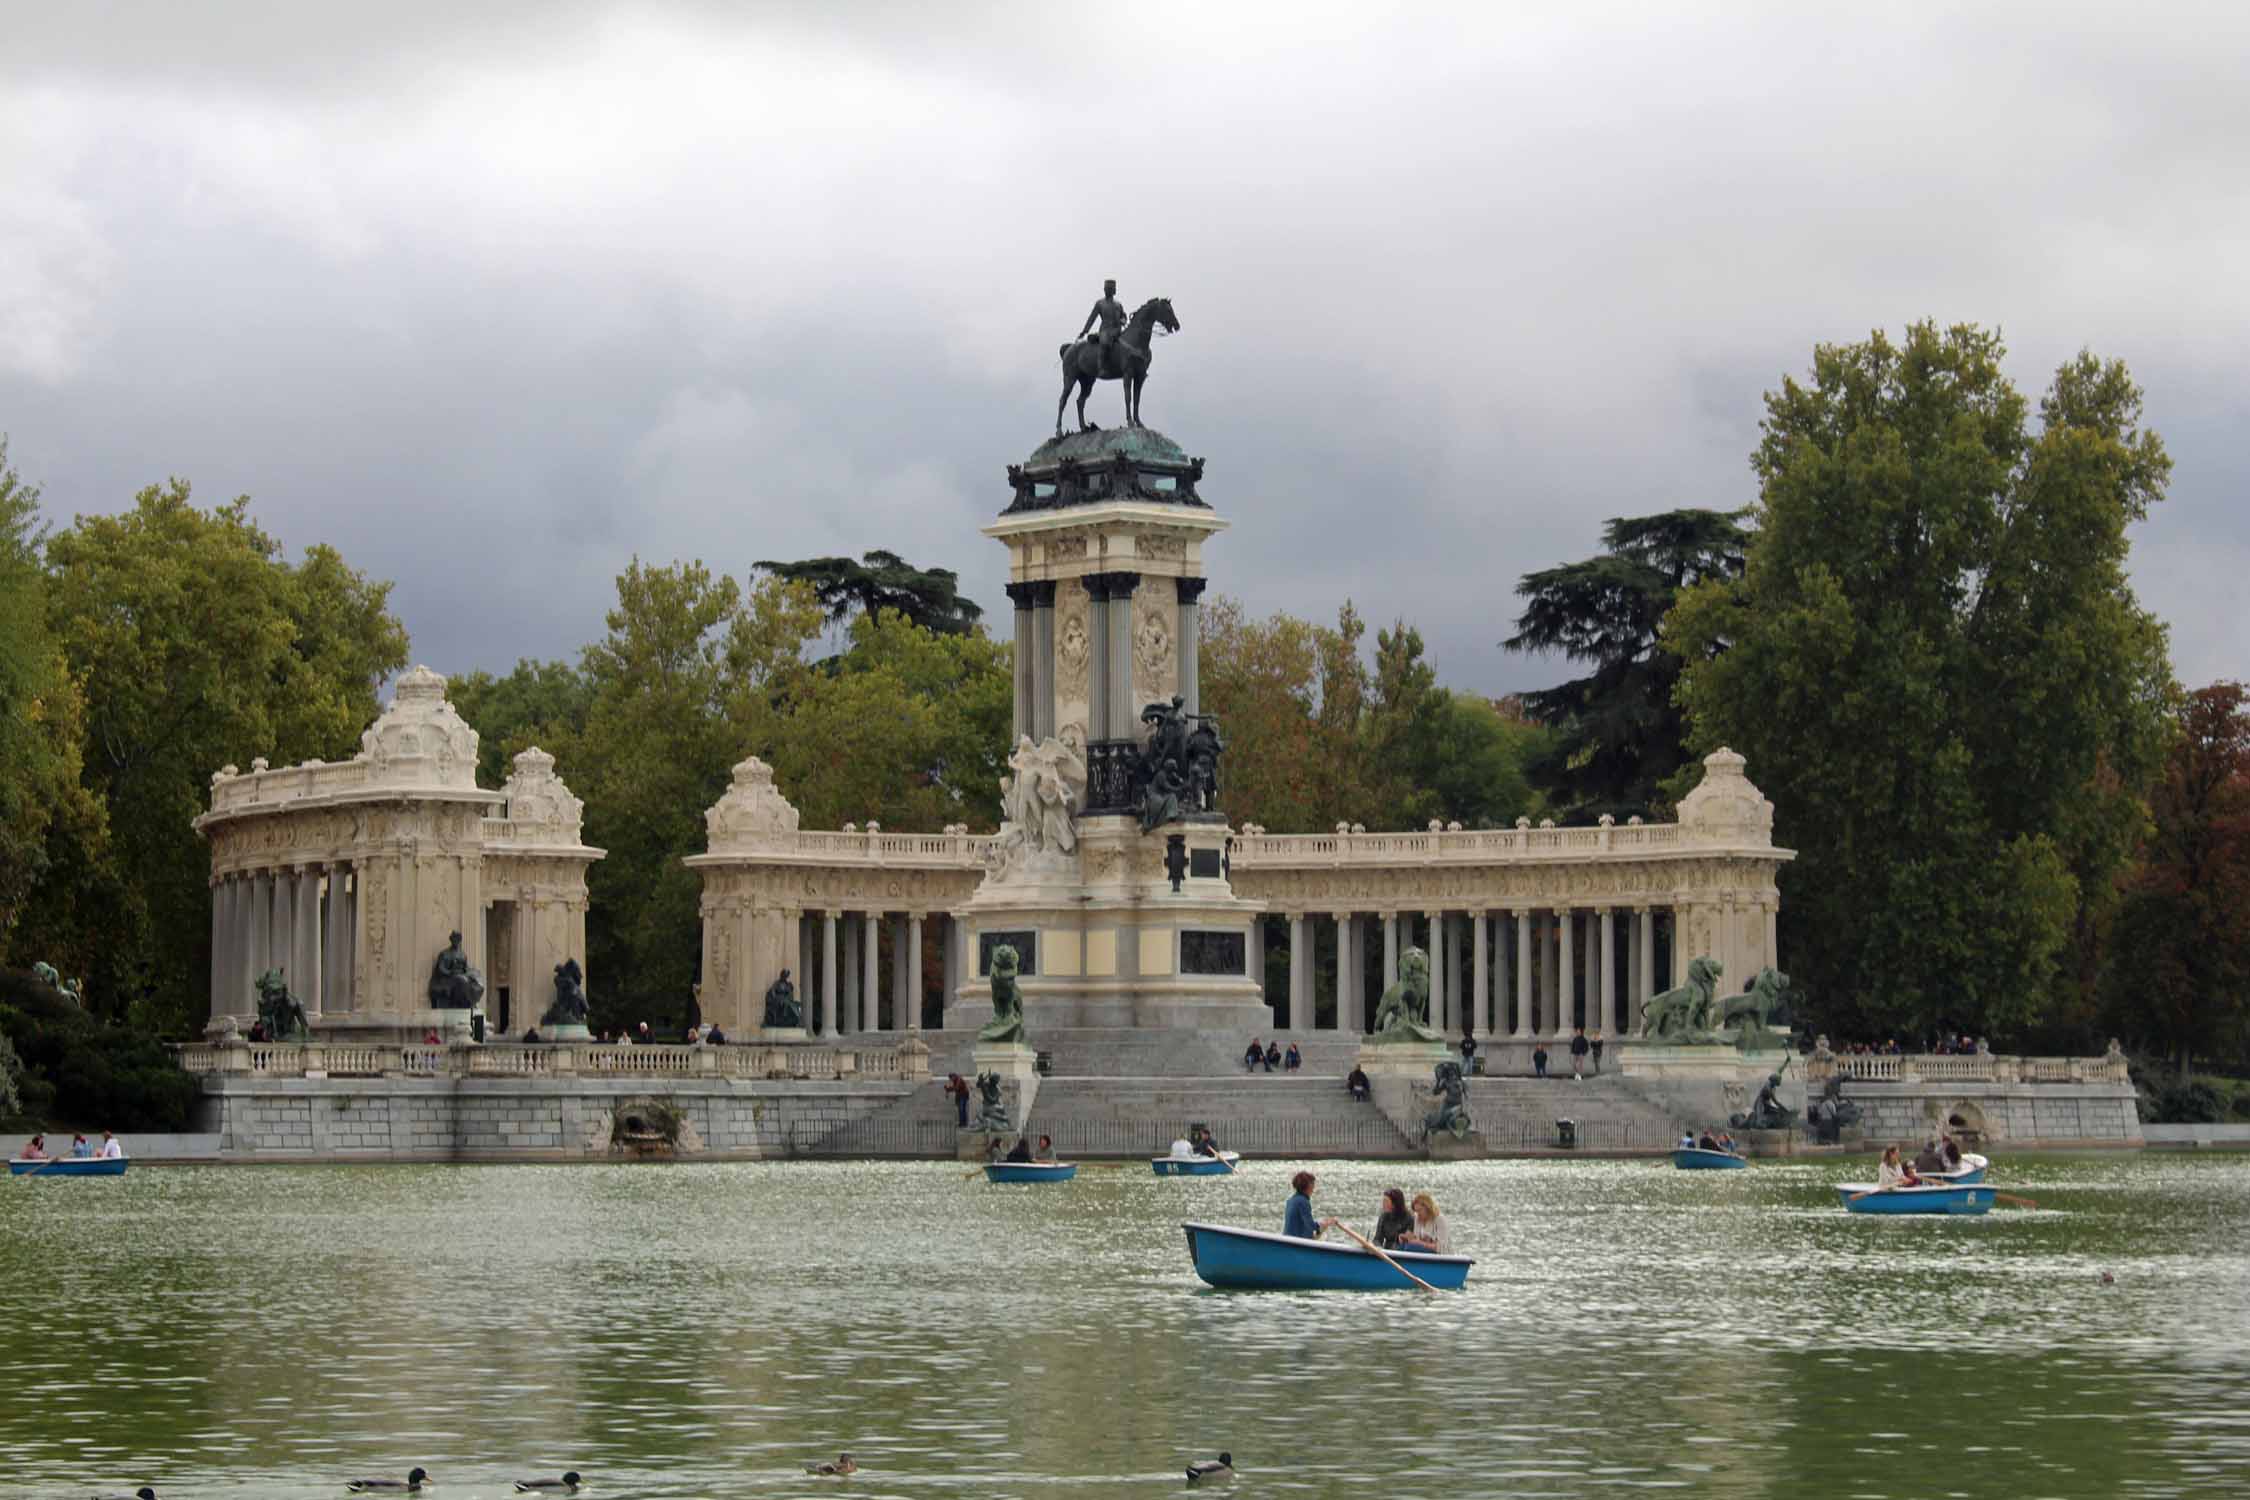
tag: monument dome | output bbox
[1004,425,1206,513]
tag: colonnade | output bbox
[789,909,962,1037]
[1259,905,1678,1039]
[208,863,356,1022]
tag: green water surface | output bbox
[3,1152,2246,1498]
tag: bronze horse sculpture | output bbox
[1056,297,1179,436]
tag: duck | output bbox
[514,1475,581,1493]
[95,1489,157,1500]
[801,1453,858,1476]
[347,1469,430,1493]
[1186,1452,1234,1483]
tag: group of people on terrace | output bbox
[1813,1035,1988,1057]
[1242,1038,1302,1072]
[1283,1171,1454,1255]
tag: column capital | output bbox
[1174,575,1209,604]
[1004,581,1041,608]
[1085,568,1141,598]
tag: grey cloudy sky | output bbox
[4,2,2245,696]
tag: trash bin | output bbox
[1470,1054,1486,1076]
[1035,1050,1054,1076]
[1556,1118,1577,1149]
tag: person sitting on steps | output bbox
[1346,1065,1371,1102]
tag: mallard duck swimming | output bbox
[94,1489,157,1500]
[801,1453,857,1476]
[514,1474,581,1493]
[347,1469,429,1493]
[1186,1452,1234,1483]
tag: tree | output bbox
[1507,509,1749,820]
[1198,598,1386,832]
[753,549,984,637]
[2104,683,2250,1077]
[1668,323,2173,1043]
[446,658,594,787]
[20,483,407,1031]
[0,440,99,949]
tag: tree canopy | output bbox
[1507,509,1748,821]
[753,549,984,637]
[1668,323,2173,1043]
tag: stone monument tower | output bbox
[951,421,1271,1057]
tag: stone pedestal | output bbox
[544,1023,592,1043]
[1356,1039,1452,1143]
[1619,1041,1801,1136]
[1427,1130,1489,1161]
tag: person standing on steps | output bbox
[1590,1029,1605,1076]
[1532,1042,1549,1079]
[1570,1027,1590,1081]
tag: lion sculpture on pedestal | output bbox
[1640,956,1723,1042]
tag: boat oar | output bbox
[16,1158,62,1182]
[1993,1192,2038,1209]
[1329,1222,1440,1294]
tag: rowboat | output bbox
[8,1157,128,1178]
[1181,1221,1473,1291]
[1916,1153,1989,1184]
[1673,1147,1748,1170]
[983,1161,1077,1184]
[1835,1182,1995,1215]
[1152,1150,1241,1177]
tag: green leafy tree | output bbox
[2104,683,2250,1077]
[1668,323,2173,1043]
[1198,598,1374,832]
[446,658,594,787]
[1507,509,1749,821]
[21,483,406,1031]
[753,549,984,637]
[0,441,100,950]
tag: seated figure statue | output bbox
[544,957,590,1027]
[762,969,802,1029]
[427,930,486,1010]
[254,967,308,1042]
[1728,1064,1796,1131]
[1423,1060,1473,1140]
[973,1070,1013,1132]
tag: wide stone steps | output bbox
[924,1028,1366,1080]
[1459,1076,1687,1152]
[1026,1075,1418,1159]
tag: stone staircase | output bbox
[1024,1074,1419,1158]
[922,1027,1367,1079]
[1458,1074,1686,1153]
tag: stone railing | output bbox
[1227,820,1714,867]
[178,1037,931,1084]
[1807,1052,2130,1085]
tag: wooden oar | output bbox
[15,1157,63,1182]
[1329,1221,1440,1294]
[1992,1192,2038,1209]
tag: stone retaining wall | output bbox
[197,1075,916,1161]
[1836,1080,2143,1146]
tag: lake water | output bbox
[4,1152,2248,1498]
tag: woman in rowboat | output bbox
[1285,1171,1323,1238]
[1372,1188,1415,1249]
[18,1135,45,1159]
[1399,1192,1452,1254]
[1875,1145,1922,1189]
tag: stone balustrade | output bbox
[1807,1052,2129,1085]
[178,1037,931,1084]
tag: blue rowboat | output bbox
[1152,1151,1241,1177]
[1673,1147,1749,1170]
[1181,1221,1473,1291]
[984,1161,1077,1184]
[1836,1182,1995,1215]
[9,1157,127,1178]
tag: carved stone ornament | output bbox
[1677,747,1776,844]
[358,665,481,790]
[499,746,587,843]
[703,756,803,852]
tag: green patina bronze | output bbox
[1640,956,1723,1042]
[1370,945,1444,1045]
[254,967,308,1041]
[978,945,1026,1045]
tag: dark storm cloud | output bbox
[3,2,2243,702]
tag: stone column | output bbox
[907,913,925,1031]
[1332,913,1354,1033]
[1449,916,1467,1035]
[890,914,909,1030]
[1176,576,1207,715]
[1540,912,1557,1034]
[1288,913,1308,1032]
[209,879,233,1022]
[1560,911,1575,1034]
[1383,913,1399,987]
[1104,573,1138,744]
[1521,908,1539,1038]
[294,867,323,1015]
[1032,582,1057,741]
[270,870,297,992]
[1472,911,1490,1038]
[246,872,273,990]
[325,866,354,1013]
[819,912,838,1038]
[865,912,883,1033]
[1084,576,1111,741]
[838,914,859,1036]
[1765,902,1779,973]
[1007,582,1036,743]
[1250,916,1268,1008]
[1424,911,1444,1030]
[1599,907,1616,1037]
[940,915,960,1025]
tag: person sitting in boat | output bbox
[1005,1134,1035,1163]
[19,1134,46,1159]
[1697,1130,1720,1151]
[70,1134,91,1158]
[1285,1170,1323,1238]
[1346,1065,1371,1102]
[1373,1187,1415,1249]
[1679,1133,1696,1149]
[1875,1145,1922,1189]
[1941,1134,1963,1168]
[1718,1132,1738,1153]
[1036,1134,1055,1162]
[1400,1192,1453,1254]
[1190,1125,1221,1157]
[1912,1138,1947,1173]
[99,1130,123,1159]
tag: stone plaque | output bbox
[979,930,1038,976]
[1181,930,1246,976]
[1189,847,1223,880]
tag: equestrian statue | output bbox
[1056,278,1180,435]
